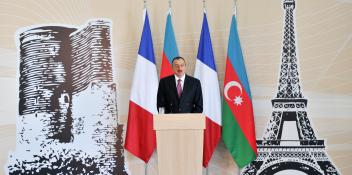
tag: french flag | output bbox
[160,10,179,79]
[124,9,158,163]
[194,12,222,167]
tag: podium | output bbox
[153,114,205,175]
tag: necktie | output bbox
[177,79,182,98]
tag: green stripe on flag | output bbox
[222,101,256,168]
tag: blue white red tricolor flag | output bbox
[124,9,158,163]
[194,12,222,167]
[160,10,179,78]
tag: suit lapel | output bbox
[179,75,190,103]
[169,76,179,100]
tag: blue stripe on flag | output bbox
[138,11,156,64]
[164,13,179,63]
[227,15,252,99]
[197,13,217,72]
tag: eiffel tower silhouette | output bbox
[241,0,340,174]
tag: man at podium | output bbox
[157,56,203,114]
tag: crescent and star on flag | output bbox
[224,81,244,106]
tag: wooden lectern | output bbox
[153,114,205,175]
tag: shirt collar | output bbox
[174,74,185,82]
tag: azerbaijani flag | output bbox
[160,10,179,78]
[222,14,257,168]
[194,12,222,167]
[124,9,158,163]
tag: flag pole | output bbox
[144,3,148,175]
[235,3,239,175]
[168,0,172,11]
[144,1,148,173]
[235,2,240,174]
[202,0,209,173]
[144,4,148,175]
[145,163,148,175]
[168,0,172,15]
[203,2,208,175]
[233,0,237,17]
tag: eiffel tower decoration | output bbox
[241,0,340,174]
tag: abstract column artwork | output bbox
[6,19,128,175]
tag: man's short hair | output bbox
[172,56,186,65]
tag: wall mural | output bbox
[241,0,340,175]
[5,19,128,175]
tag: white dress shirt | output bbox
[174,74,185,90]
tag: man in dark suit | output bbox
[157,56,203,113]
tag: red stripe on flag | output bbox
[203,117,221,167]
[223,58,257,153]
[160,52,174,79]
[124,101,156,163]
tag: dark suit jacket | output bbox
[157,75,203,113]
